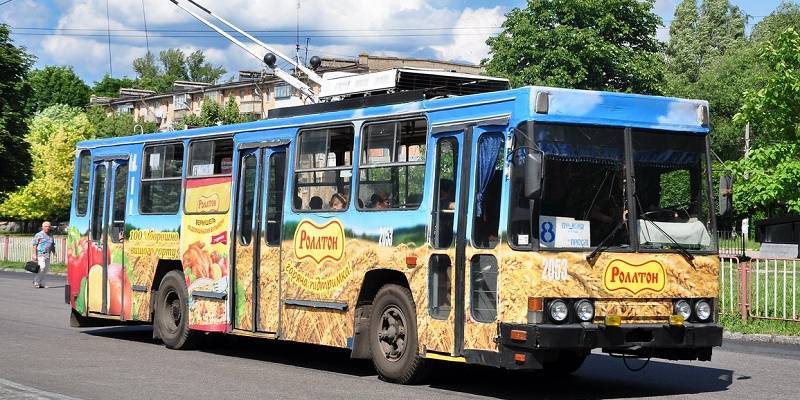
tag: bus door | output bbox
[87,158,128,316]
[429,129,471,355]
[233,144,287,333]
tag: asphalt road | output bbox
[2,270,800,400]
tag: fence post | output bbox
[2,236,7,262]
[740,261,750,322]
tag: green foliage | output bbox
[732,143,800,215]
[0,105,96,220]
[735,28,800,142]
[183,97,245,127]
[25,65,90,113]
[91,74,137,98]
[484,0,665,94]
[0,24,34,197]
[664,1,759,161]
[750,1,800,45]
[85,107,158,138]
[667,0,746,82]
[133,49,226,92]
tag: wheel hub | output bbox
[378,305,407,362]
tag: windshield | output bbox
[535,123,629,249]
[632,130,715,251]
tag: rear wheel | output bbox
[542,350,588,375]
[369,284,427,384]
[156,270,198,349]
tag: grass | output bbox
[719,314,800,337]
[0,261,66,274]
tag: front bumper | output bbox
[486,322,722,369]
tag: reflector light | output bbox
[514,353,526,363]
[605,315,622,327]
[510,330,527,341]
[528,297,543,312]
[670,314,685,326]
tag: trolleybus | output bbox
[66,85,722,383]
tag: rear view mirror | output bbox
[524,150,545,198]
[718,174,732,216]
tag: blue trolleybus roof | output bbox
[78,86,710,149]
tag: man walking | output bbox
[31,221,56,288]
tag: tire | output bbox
[156,270,198,350]
[369,284,427,384]
[542,350,588,375]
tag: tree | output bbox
[750,1,800,45]
[735,28,800,143]
[732,28,800,216]
[85,107,158,138]
[133,49,226,92]
[484,0,665,94]
[183,97,245,128]
[0,24,34,197]
[26,65,90,113]
[667,0,746,83]
[92,74,137,98]
[0,105,96,220]
[187,50,226,83]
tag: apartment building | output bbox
[92,53,486,131]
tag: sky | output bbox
[0,0,792,86]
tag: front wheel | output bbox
[369,284,427,384]
[156,270,198,350]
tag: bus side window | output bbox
[294,126,353,211]
[470,254,498,323]
[472,134,504,249]
[432,137,457,248]
[189,138,233,177]
[428,254,451,319]
[266,152,286,245]
[357,118,426,210]
[74,150,91,216]
[141,143,183,214]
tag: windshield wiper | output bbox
[634,193,695,266]
[586,219,626,265]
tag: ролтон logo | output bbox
[603,259,666,295]
[293,219,345,263]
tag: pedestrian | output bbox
[31,221,56,289]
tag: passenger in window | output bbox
[329,193,347,210]
[294,195,303,210]
[309,196,323,210]
[370,191,391,209]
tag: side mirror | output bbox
[718,174,733,216]
[524,150,545,198]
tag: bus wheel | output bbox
[542,350,588,375]
[156,270,198,350]
[369,284,427,384]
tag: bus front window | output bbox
[632,130,714,251]
[534,124,629,249]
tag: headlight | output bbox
[674,300,691,320]
[574,299,595,322]
[695,300,712,321]
[549,299,569,323]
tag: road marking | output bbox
[0,378,81,400]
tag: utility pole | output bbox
[742,122,751,252]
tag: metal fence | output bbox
[1,235,67,264]
[718,230,747,258]
[719,256,800,322]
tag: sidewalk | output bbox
[724,331,800,346]
[0,267,66,276]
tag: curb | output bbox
[0,267,67,276]
[724,330,800,346]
